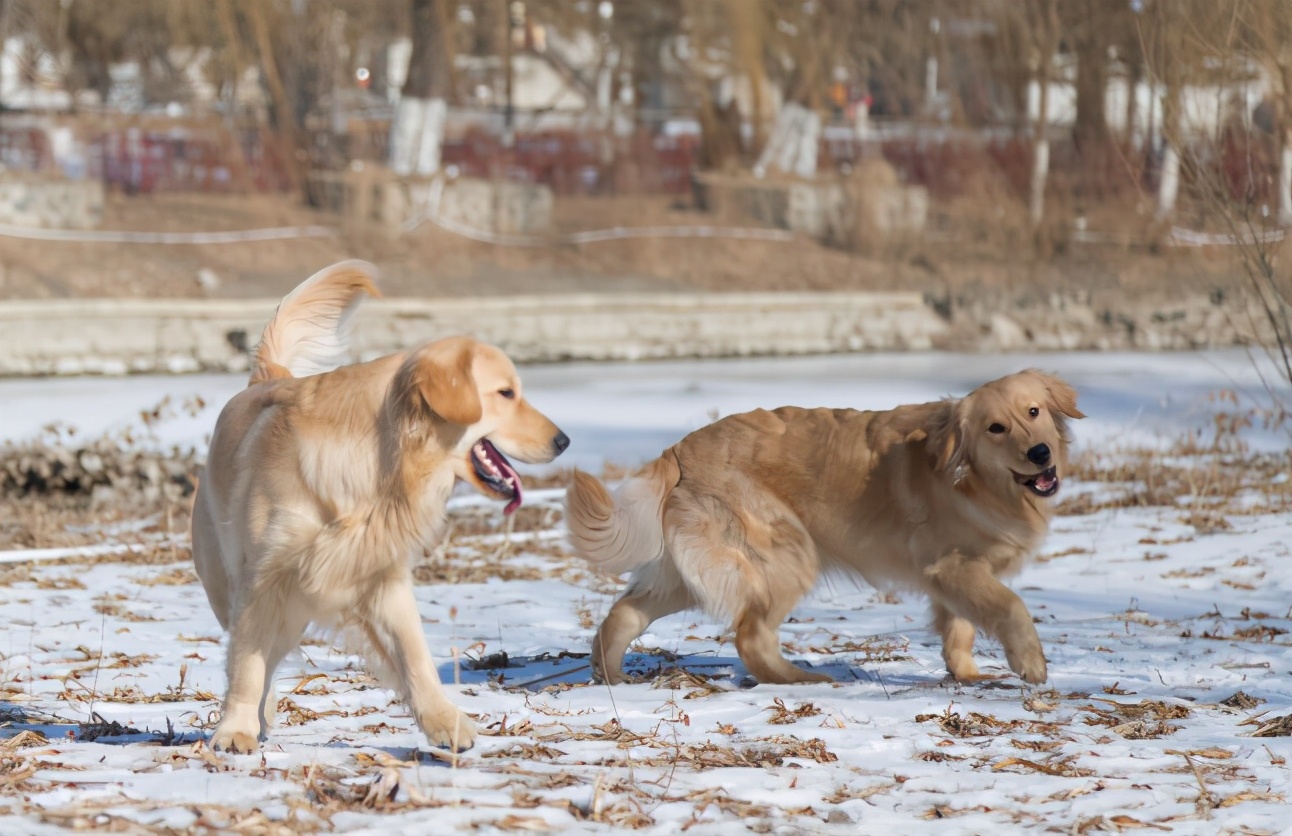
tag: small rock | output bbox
[196,268,221,293]
[989,313,1030,350]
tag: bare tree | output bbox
[1062,0,1136,196]
[1139,0,1185,224]
[389,0,453,175]
[1140,0,1292,394]
[1024,0,1059,229]
[1235,0,1292,226]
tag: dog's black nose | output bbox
[1026,443,1051,466]
[552,430,570,456]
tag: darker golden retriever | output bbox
[566,370,1082,685]
[192,261,568,753]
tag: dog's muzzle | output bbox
[1012,466,1059,497]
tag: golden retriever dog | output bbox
[192,260,568,753]
[566,370,1082,686]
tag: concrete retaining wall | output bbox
[693,170,927,244]
[307,169,553,235]
[0,292,944,376]
[0,176,104,229]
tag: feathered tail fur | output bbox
[565,454,680,575]
[249,260,381,386]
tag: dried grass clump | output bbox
[1219,691,1265,710]
[1080,698,1190,739]
[1,402,206,550]
[1243,713,1292,738]
[1,422,199,508]
[915,705,1050,738]
[765,698,822,725]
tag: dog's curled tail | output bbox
[249,260,381,386]
[565,454,679,575]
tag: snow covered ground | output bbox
[2,351,1291,833]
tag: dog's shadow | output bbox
[0,702,203,747]
[437,651,887,692]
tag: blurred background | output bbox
[0,0,1289,324]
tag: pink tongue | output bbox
[497,456,523,515]
[1036,473,1056,491]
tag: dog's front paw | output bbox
[1006,645,1048,684]
[945,657,982,682]
[210,724,260,754]
[418,705,477,753]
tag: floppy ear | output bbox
[1036,372,1085,419]
[926,398,967,478]
[400,338,483,426]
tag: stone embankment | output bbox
[936,287,1269,352]
[0,288,1271,377]
[0,292,941,376]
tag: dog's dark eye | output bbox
[498,388,516,400]
[988,423,1006,434]
[1028,407,1039,418]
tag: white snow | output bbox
[1,351,1290,833]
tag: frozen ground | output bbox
[1,351,1291,833]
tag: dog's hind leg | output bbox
[734,592,832,685]
[592,560,693,684]
[666,485,829,685]
[190,480,233,630]
[255,610,314,737]
[932,601,980,681]
[211,597,309,753]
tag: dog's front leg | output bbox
[931,601,980,681]
[923,553,1047,684]
[362,579,477,752]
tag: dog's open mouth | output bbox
[471,439,523,514]
[1013,466,1059,498]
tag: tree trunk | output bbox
[1028,0,1058,231]
[1030,76,1050,228]
[755,102,820,179]
[1156,144,1179,222]
[1072,17,1111,193]
[1123,57,1140,152]
[390,0,452,176]
[724,0,768,153]
[1156,84,1180,223]
[1279,69,1292,227]
[1073,29,1108,149]
[696,95,743,172]
[246,1,301,189]
[1278,129,1292,227]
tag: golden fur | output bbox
[566,370,1083,686]
[192,261,568,753]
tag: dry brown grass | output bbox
[1059,405,1292,520]
[915,705,1059,739]
[1080,698,1191,740]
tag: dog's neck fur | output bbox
[953,468,1052,552]
[371,393,459,540]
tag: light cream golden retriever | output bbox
[566,371,1082,686]
[192,261,568,753]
